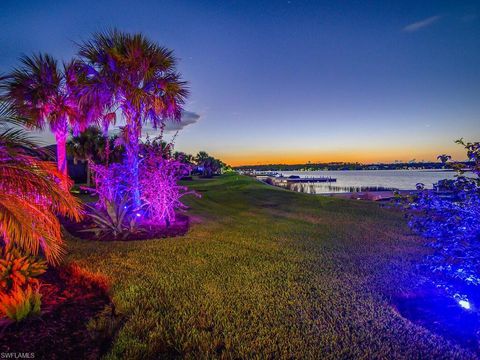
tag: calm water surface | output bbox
[280,170,457,194]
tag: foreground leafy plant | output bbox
[0,245,46,322]
[0,104,83,264]
[0,245,47,292]
[399,139,480,305]
[0,285,42,322]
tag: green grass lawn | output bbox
[66,174,473,359]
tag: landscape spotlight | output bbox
[458,299,471,310]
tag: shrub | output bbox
[400,139,480,305]
[138,149,197,224]
[83,195,139,240]
[0,285,42,322]
[0,245,46,321]
[0,245,46,292]
[88,138,198,227]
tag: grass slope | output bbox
[67,175,474,359]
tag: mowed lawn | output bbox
[66,174,473,359]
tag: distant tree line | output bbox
[235,161,474,172]
[66,126,230,181]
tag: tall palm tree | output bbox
[76,30,188,206]
[0,55,85,176]
[195,151,210,164]
[0,104,82,264]
[67,126,105,187]
[195,151,212,177]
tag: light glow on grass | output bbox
[458,299,471,310]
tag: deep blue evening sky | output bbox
[1,0,479,165]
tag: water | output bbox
[279,170,457,194]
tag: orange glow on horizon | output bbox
[218,146,468,167]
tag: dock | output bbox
[261,175,337,188]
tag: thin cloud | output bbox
[403,15,442,32]
[140,110,201,137]
[164,111,200,132]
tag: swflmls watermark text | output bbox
[1,353,35,359]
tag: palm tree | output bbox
[76,30,188,206]
[437,154,452,165]
[67,126,105,187]
[173,152,194,176]
[174,151,193,164]
[0,55,85,176]
[195,151,217,177]
[142,136,173,159]
[0,104,82,264]
[195,151,210,166]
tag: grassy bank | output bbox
[66,174,472,359]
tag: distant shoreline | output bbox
[254,176,418,201]
[235,162,473,172]
[241,168,459,172]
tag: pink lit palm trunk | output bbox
[126,121,141,208]
[55,126,68,177]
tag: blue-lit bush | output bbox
[402,140,480,306]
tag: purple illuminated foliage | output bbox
[139,148,197,224]
[89,135,198,228]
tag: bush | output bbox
[88,139,198,227]
[0,285,42,322]
[0,245,46,292]
[138,149,197,224]
[400,139,480,304]
[83,194,139,240]
[0,245,46,321]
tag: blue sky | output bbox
[1,0,479,165]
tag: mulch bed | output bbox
[62,213,190,241]
[0,265,117,359]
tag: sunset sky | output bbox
[1,0,479,166]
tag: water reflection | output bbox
[288,182,397,194]
[280,170,457,194]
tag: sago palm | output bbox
[0,103,82,264]
[77,30,188,205]
[0,54,85,175]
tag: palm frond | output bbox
[0,104,82,264]
[0,128,43,152]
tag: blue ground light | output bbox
[458,299,472,310]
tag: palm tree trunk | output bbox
[126,120,141,208]
[55,130,68,176]
[86,159,91,187]
[105,136,110,167]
